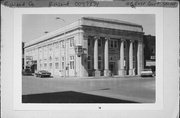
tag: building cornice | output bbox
[25,17,143,49]
[82,17,143,29]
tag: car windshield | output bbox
[39,70,49,73]
[143,69,151,71]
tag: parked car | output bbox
[140,69,153,77]
[35,70,51,78]
[22,68,32,76]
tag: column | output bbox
[137,40,143,75]
[104,37,110,76]
[129,40,134,75]
[94,36,100,77]
[118,39,125,76]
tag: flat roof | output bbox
[25,17,143,48]
[82,17,142,28]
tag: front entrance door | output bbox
[109,62,115,75]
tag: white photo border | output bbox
[13,7,164,110]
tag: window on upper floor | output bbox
[49,63,52,69]
[69,37,74,47]
[62,62,64,69]
[88,39,91,46]
[88,36,93,47]
[55,62,59,69]
[110,40,113,48]
[62,41,65,48]
[109,40,118,48]
[114,40,118,48]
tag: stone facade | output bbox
[24,17,144,77]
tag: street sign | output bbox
[75,45,83,56]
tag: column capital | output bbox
[105,36,110,40]
[121,38,126,42]
[130,39,135,43]
[138,40,143,43]
[94,35,100,40]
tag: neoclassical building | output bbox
[24,17,144,77]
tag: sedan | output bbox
[35,70,51,78]
[22,68,33,76]
[140,69,153,77]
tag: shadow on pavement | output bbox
[22,91,138,103]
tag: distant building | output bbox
[24,17,144,77]
[143,35,155,72]
[22,42,25,70]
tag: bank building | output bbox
[24,17,144,77]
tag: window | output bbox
[88,56,91,60]
[55,57,59,61]
[88,61,91,70]
[44,63,47,69]
[98,39,102,47]
[49,56,52,61]
[62,56,65,69]
[70,61,74,69]
[88,39,91,46]
[88,36,93,47]
[110,40,113,48]
[49,63,52,69]
[69,37,74,47]
[62,41,65,48]
[55,43,59,49]
[98,62,102,70]
[69,56,75,69]
[62,62,64,69]
[110,56,113,61]
[114,41,118,48]
[109,40,118,48]
[70,56,74,60]
[88,55,91,70]
[98,55,102,70]
[62,57,65,61]
[98,56,102,61]
[55,62,59,69]
[49,47,52,51]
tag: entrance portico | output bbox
[89,35,143,77]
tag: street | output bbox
[22,75,155,103]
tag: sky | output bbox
[22,14,155,43]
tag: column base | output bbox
[104,69,110,77]
[128,69,134,76]
[94,70,101,77]
[118,69,125,76]
[129,69,133,75]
